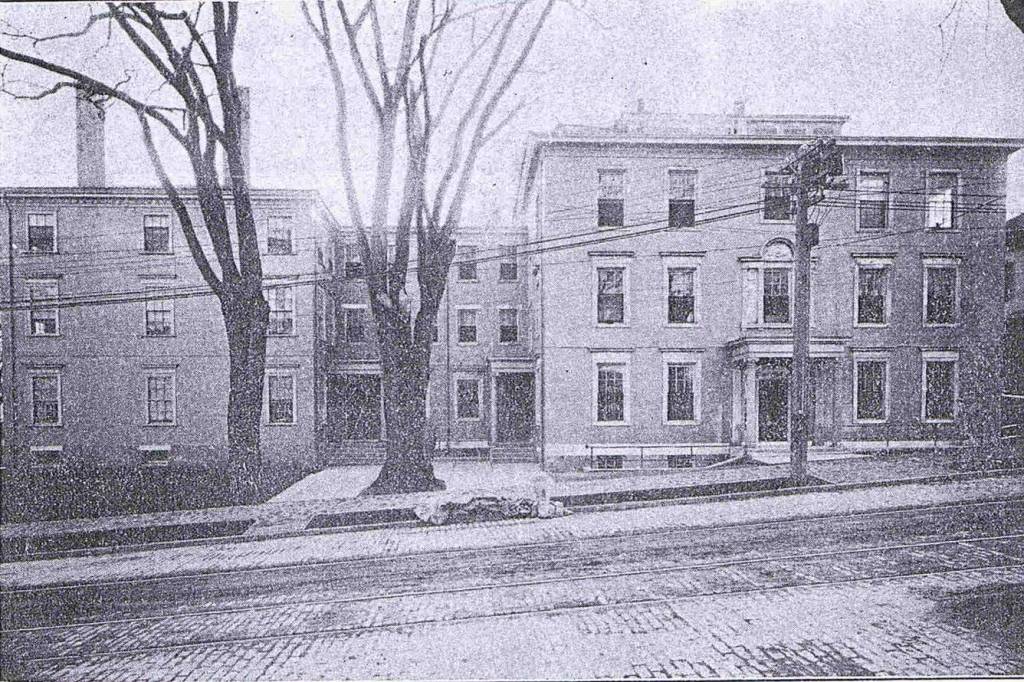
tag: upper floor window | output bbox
[668,170,697,229]
[28,279,59,336]
[924,261,958,325]
[857,172,889,231]
[667,267,696,324]
[267,217,293,255]
[143,215,172,253]
[762,267,791,324]
[268,373,296,424]
[268,286,295,335]
[927,171,958,230]
[457,308,478,344]
[763,171,793,221]
[146,373,176,425]
[457,245,478,281]
[341,244,364,279]
[855,262,890,326]
[499,245,518,281]
[499,308,519,343]
[596,266,626,325]
[31,372,62,425]
[28,213,57,253]
[598,169,625,228]
[341,306,367,343]
[144,296,175,337]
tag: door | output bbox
[757,360,790,443]
[326,374,382,441]
[495,372,535,443]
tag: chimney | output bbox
[224,86,251,187]
[75,90,106,187]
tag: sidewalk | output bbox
[3,469,1024,589]
[0,451,1017,564]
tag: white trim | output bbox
[141,213,174,254]
[26,277,60,337]
[854,169,892,232]
[597,168,627,229]
[29,369,62,426]
[138,444,173,466]
[142,289,176,337]
[456,244,480,282]
[29,444,63,468]
[497,307,520,344]
[924,169,962,231]
[662,255,701,327]
[666,168,699,231]
[266,284,297,336]
[338,303,369,344]
[26,211,58,254]
[453,374,483,421]
[852,353,889,423]
[760,169,795,224]
[853,257,893,328]
[265,215,296,255]
[455,305,481,345]
[922,258,961,327]
[921,350,960,423]
[592,259,631,327]
[265,370,297,425]
[591,351,631,426]
[662,352,701,425]
[144,369,177,427]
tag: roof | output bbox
[0,186,322,201]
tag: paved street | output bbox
[3,485,1024,679]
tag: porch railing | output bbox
[584,443,733,471]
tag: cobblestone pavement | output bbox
[4,495,1024,679]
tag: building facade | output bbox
[517,106,1020,468]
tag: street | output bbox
[3,496,1024,679]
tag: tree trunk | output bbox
[221,287,270,505]
[362,319,445,495]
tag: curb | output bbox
[4,466,1024,565]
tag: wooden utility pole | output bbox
[778,139,844,483]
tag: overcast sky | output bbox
[2,0,1023,220]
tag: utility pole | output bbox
[776,139,844,483]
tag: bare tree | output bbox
[302,0,554,494]
[1,2,268,503]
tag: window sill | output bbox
[498,340,520,345]
[144,423,177,428]
[141,334,177,339]
[265,252,298,257]
[593,421,630,427]
[457,279,479,284]
[139,251,175,256]
[23,251,60,256]
[923,322,959,329]
[267,333,299,338]
[855,418,888,425]
[498,278,520,284]
[597,224,625,230]
[665,323,699,329]
[266,421,297,427]
[665,419,699,426]
[31,463,63,470]
[925,227,961,234]
[853,323,888,329]
[922,418,956,424]
[455,417,482,422]
[28,334,62,338]
[596,323,630,329]
[31,423,63,428]
[457,341,479,347]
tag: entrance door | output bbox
[757,360,790,443]
[326,374,382,441]
[495,372,535,443]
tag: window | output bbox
[144,296,174,336]
[499,245,518,281]
[342,244,364,279]
[146,373,175,425]
[667,267,695,324]
[1007,261,1017,302]
[456,378,481,419]
[597,266,626,325]
[925,263,958,325]
[856,264,889,325]
[763,171,793,221]
[31,372,61,425]
[31,446,63,467]
[598,170,625,228]
[596,363,626,423]
[668,170,697,229]
[763,267,791,324]
[927,172,958,230]
[139,445,172,467]
[457,245,478,281]
[268,286,295,335]
[854,358,888,422]
[457,308,477,343]
[268,374,295,424]
[27,213,56,253]
[143,215,171,253]
[342,307,366,343]
[267,217,293,255]
[923,353,958,422]
[28,279,59,336]
[499,308,518,343]
[666,363,695,422]
[857,172,889,231]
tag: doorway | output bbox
[757,359,790,443]
[495,372,535,443]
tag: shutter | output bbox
[742,268,759,327]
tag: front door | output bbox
[757,360,790,443]
[495,372,535,443]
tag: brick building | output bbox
[517,104,1020,468]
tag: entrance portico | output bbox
[728,336,848,456]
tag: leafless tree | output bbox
[302,0,554,494]
[1,2,269,503]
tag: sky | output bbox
[2,0,1023,220]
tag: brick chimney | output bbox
[223,86,251,187]
[75,90,106,187]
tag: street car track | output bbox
[4,492,1024,596]
[6,529,1024,666]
